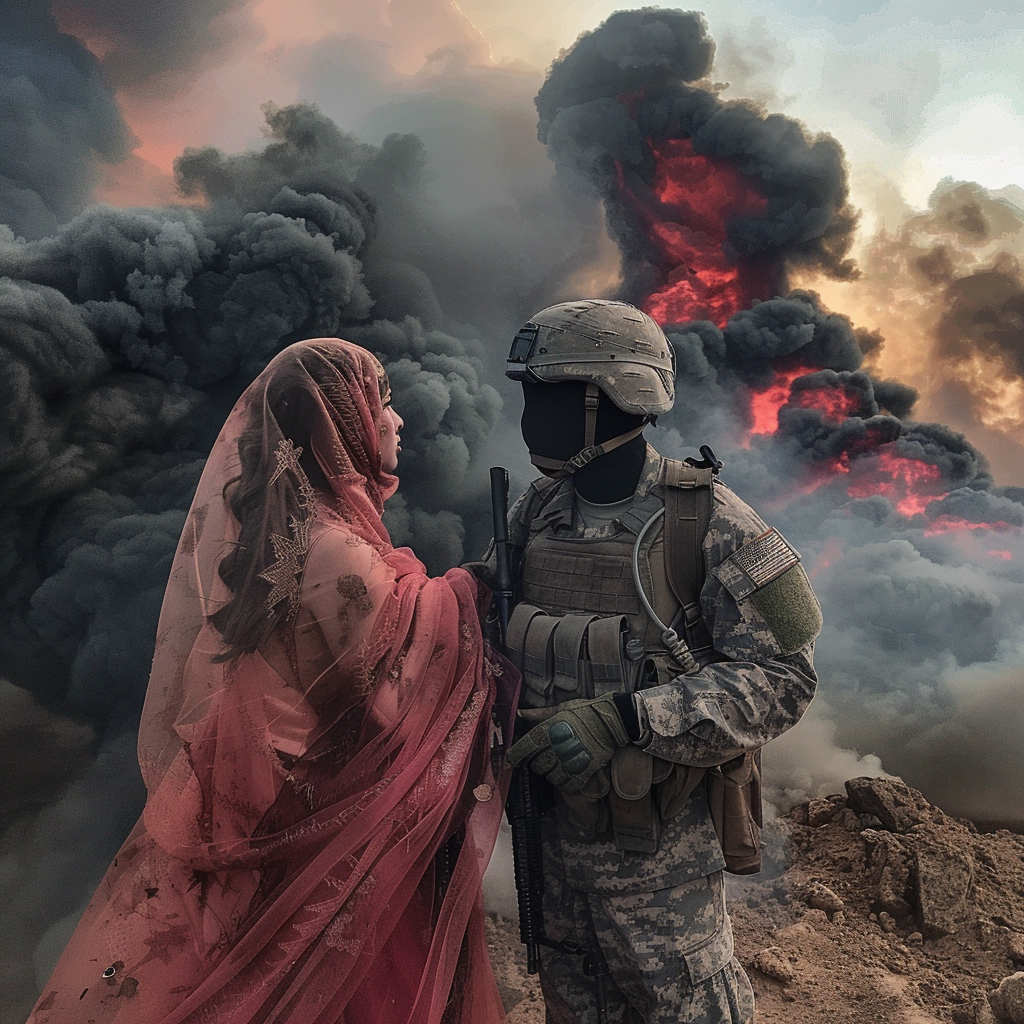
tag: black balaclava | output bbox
[521,381,648,503]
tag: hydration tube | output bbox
[631,507,700,675]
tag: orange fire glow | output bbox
[808,536,847,577]
[793,385,861,421]
[620,138,772,328]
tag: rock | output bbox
[837,808,862,831]
[978,921,1019,956]
[862,830,913,918]
[914,837,975,938]
[845,777,934,833]
[1011,935,1024,964]
[807,797,843,827]
[990,973,1024,1024]
[955,997,999,1024]
[907,931,924,945]
[749,946,797,985]
[801,882,845,914]
[787,803,810,826]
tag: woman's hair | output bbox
[208,341,390,660]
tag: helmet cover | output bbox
[506,299,675,416]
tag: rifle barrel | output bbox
[489,467,512,647]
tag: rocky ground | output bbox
[486,777,1024,1023]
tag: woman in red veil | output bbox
[27,338,517,1024]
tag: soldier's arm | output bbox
[635,486,821,767]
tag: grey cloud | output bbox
[53,0,258,89]
[0,680,93,818]
[0,4,131,238]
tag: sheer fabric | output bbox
[29,339,516,1024]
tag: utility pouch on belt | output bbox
[608,745,658,853]
[706,749,763,875]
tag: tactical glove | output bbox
[507,693,631,794]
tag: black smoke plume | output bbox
[536,8,859,309]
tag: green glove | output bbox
[507,694,631,794]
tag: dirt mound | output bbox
[487,777,1024,1023]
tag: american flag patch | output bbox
[713,528,800,600]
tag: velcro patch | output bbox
[713,528,800,601]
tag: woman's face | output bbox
[379,402,404,474]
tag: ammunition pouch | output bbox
[509,603,707,853]
[507,603,631,707]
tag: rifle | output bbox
[489,467,610,1020]
[490,467,543,974]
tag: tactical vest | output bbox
[507,459,723,856]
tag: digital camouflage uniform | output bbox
[504,445,819,1024]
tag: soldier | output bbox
[499,299,821,1023]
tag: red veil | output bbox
[29,339,517,1024]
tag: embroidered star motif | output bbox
[270,438,303,485]
[260,514,312,611]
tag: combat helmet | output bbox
[506,299,676,475]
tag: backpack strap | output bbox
[663,458,716,655]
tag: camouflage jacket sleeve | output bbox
[636,482,820,768]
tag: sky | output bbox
[0,1,1022,1018]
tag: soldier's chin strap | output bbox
[529,383,649,477]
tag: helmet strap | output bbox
[584,382,600,449]
[529,419,649,476]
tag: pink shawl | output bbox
[28,339,516,1024]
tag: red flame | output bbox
[795,449,948,517]
[747,373,959,520]
[923,516,1015,537]
[748,368,809,437]
[846,452,943,515]
[620,139,773,327]
[794,385,861,421]
[746,367,861,442]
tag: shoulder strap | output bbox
[665,453,763,875]
[511,475,562,542]
[663,459,716,653]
